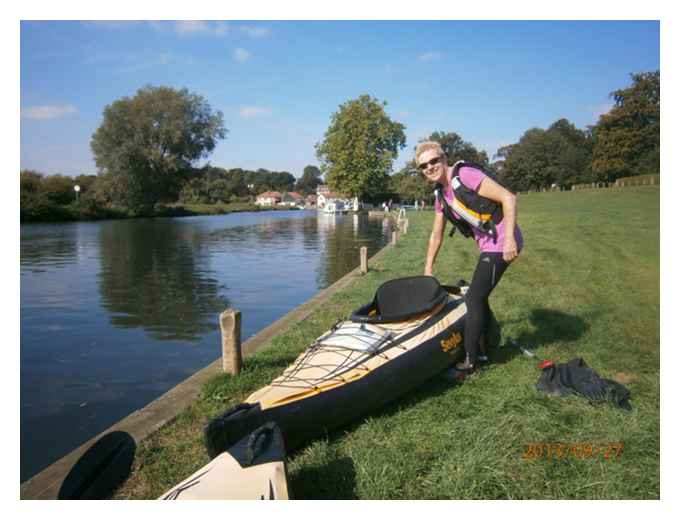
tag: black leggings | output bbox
[464,252,509,362]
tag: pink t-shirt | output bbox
[435,165,524,254]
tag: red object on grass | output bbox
[539,360,555,370]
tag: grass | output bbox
[114,186,659,500]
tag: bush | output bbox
[41,175,77,205]
[20,192,71,222]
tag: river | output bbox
[20,210,391,482]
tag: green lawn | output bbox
[115,186,659,499]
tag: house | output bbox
[255,191,282,206]
[316,185,348,209]
[279,192,305,207]
[317,191,346,209]
[305,194,317,207]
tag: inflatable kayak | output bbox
[205,276,468,459]
[160,422,289,500]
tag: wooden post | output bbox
[220,309,242,375]
[392,230,398,245]
[360,246,368,274]
[404,219,409,234]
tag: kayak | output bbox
[205,276,468,459]
[159,422,289,500]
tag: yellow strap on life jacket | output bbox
[451,198,493,222]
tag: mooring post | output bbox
[404,219,409,234]
[360,246,368,274]
[392,230,398,245]
[220,309,242,375]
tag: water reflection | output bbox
[20,227,80,273]
[97,220,230,341]
[20,211,389,482]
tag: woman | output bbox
[417,141,523,372]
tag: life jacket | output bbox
[434,161,504,243]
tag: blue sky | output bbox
[20,20,660,178]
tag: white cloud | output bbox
[239,25,270,38]
[417,52,443,62]
[174,21,211,35]
[234,48,252,63]
[239,106,272,118]
[21,105,77,120]
[146,21,269,39]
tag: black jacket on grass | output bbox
[536,358,632,410]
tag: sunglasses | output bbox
[418,156,442,170]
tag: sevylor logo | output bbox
[440,332,462,354]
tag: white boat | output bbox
[323,201,349,214]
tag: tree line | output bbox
[20,164,322,222]
[21,71,658,221]
[388,71,659,202]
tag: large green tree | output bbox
[295,165,323,195]
[498,119,593,191]
[315,95,406,198]
[390,161,432,202]
[591,71,660,181]
[91,85,226,214]
[425,131,491,168]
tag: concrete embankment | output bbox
[21,240,394,499]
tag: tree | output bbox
[295,165,323,195]
[41,174,78,205]
[390,161,432,202]
[545,119,593,186]
[591,71,660,181]
[497,119,593,191]
[316,94,406,198]
[425,131,491,168]
[90,85,226,214]
[20,170,43,194]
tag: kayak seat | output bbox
[350,276,453,324]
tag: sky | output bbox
[20,19,660,179]
[9,5,680,515]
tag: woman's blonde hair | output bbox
[415,141,446,163]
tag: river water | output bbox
[20,210,391,482]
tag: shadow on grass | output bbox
[491,308,588,365]
[290,456,358,499]
[517,308,588,348]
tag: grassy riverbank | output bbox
[114,186,659,499]
[20,200,301,223]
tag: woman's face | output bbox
[417,150,447,184]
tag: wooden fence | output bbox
[571,174,659,190]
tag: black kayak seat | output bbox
[350,276,459,324]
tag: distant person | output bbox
[416,142,523,373]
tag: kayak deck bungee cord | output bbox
[204,276,469,459]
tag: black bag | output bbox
[536,358,632,410]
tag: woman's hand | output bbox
[503,237,518,263]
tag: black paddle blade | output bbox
[58,431,136,500]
